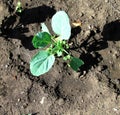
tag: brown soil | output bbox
[0,0,120,115]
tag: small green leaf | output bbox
[32,32,51,48]
[41,23,50,34]
[56,50,62,57]
[16,1,22,13]
[63,55,71,61]
[70,57,84,71]
[65,44,69,49]
[51,11,71,40]
[30,50,55,76]
[56,40,63,49]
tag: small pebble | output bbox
[40,97,45,104]
[83,71,86,75]
[5,64,8,68]
[58,98,64,105]
[97,66,102,72]
[81,99,84,102]
[21,62,24,65]
[105,0,108,3]
[20,91,24,94]
[18,98,21,102]
[79,12,84,17]
[113,108,118,111]
[84,30,91,37]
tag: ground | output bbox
[0,0,120,115]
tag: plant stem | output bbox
[51,36,57,43]
[62,49,69,55]
[50,36,70,56]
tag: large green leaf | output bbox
[51,11,71,40]
[30,50,55,76]
[70,57,84,71]
[32,32,51,48]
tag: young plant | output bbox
[15,1,23,13]
[30,11,84,76]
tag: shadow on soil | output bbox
[102,20,120,95]
[102,20,120,41]
[0,5,56,50]
[69,27,104,74]
[76,20,120,74]
[78,30,108,74]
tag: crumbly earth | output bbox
[0,0,120,115]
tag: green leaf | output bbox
[70,57,84,71]
[63,55,71,61]
[30,50,55,76]
[41,23,50,34]
[32,32,51,48]
[56,50,62,57]
[51,11,71,40]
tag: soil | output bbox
[0,0,120,115]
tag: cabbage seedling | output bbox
[30,11,84,76]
